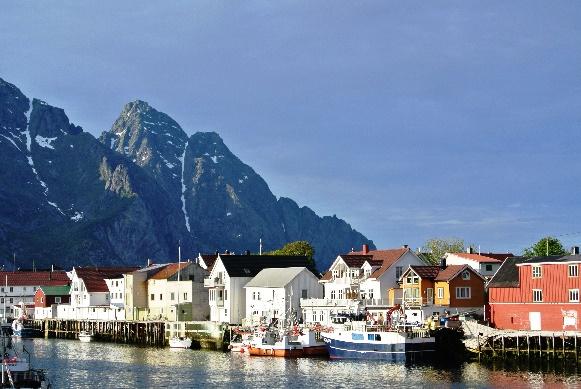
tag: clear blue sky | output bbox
[2,2,581,254]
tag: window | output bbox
[461,271,470,280]
[369,290,374,299]
[332,270,339,279]
[569,265,579,277]
[365,269,371,277]
[330,290,336,300]
[319,311,324,322]
[9,287,12,292]
[405,275,419,284]
[437,287,444,299]
[55,297,61,304]
[570,289,579,302]
[532,289,543,302]
[0,288,3,292]
[150,294,154,301]
[9,298,13,304]
[159,294,163,301]
[224,290,228,300]
[455,287,471,299]
[396,266,403,279]
[485,265,493,272]
[253,310,259,315]
[183,293,187,300]
[312,311,317,322]
[301,289,308,299]
[0,298,3,304]
[338,290,344,299]
[532,266,542,278]
[23,287,26,291]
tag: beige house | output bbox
[124,264,170,321]
[146,262,210,321]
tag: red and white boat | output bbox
[247,326,327,358]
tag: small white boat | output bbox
[169,336,192,349]
[78,331,93,342]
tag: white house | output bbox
[205,254,312,324]
[105,276,125,309]
[243,267,322,325]
[0,270,69,320]
[62,266,138,320]
[301,245,427,325]
[444,249,513,279]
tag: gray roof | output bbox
[244,267,311,288]
[486,257,526,288]
[519,254,581,264]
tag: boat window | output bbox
[375,334,381,341]
[367,334,375,341]
[351,333,364,340]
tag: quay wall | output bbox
[30,319,227,349]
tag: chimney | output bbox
[402,244,408,249]
[215,250,219,256]
[572,246,580,255]
[362,244,369,254]
[440,257,446,270]
[147,258,153,267]
[467,247,474,254]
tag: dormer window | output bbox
[405,274,419,284]
[461,270,470,280]
[332,270,339,279]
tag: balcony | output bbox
[299,298,361,309]
[403,297,434,307]
[204,277,224,288]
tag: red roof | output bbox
[150,263,190,280]
[322,247,409,280]
[75,267,139,293]
[0,271,69,286]
[449,253,513,263]
[407,265,483,282]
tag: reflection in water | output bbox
[11,338,581,388]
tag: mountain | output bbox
[0,77,374,270]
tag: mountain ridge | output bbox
[0,77,375,270]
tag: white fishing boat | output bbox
[169,244,192,349]
[1,334,49,387]
[321,305,435,361]
[78,330,94,342]
[169,336,192,349]
[247,326,327,358]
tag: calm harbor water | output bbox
[12,338,581,388]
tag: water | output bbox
[12,338,581,388]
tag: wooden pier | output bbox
[462,321,581,361]
[30,319,166,346]
[28,319,228,349]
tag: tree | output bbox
[268,240,317,271]
[523,236,567,257]
[421,238,465,265]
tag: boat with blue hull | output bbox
[322,322,435,362]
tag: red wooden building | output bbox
[488,251,581,331]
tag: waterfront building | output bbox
[444,248,513,279]
[124,263,170,321]
[58,266,138,320]
[0,270,69,319]
[243,267,322,325]
[400,264,486,323]
[34,285,71,319]
[488,249,581,331]
[205,254,311,324]
[146,261,210,321]
[301,245,426,326]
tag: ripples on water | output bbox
[11,338,581,388]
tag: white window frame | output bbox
[569,289,579,303]
[532,289,543,302]
[455,287,471,299]
[569,264,579,277]
[461,270,470,280]
[330,290,336,300]
[55,297,61,304]
[437,287,444,299]
[338,289,344,299]
[532,265,542,278]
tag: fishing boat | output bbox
[0,335,49,387]
[169,244,192,349]
[247,326,327,358]
[321,305,435,361]
[78,330,93,343]
[11,319,42,338]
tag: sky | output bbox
[1,1,581,254]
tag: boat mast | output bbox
[177,242,181,322]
